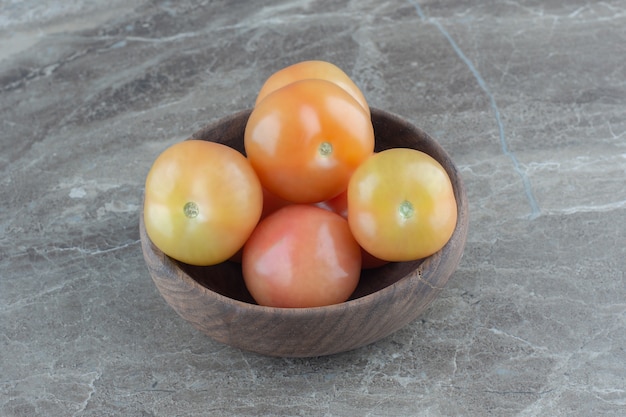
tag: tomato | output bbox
[316,189,348,218]
[316,190,389,269]
[242,205,361,308]
[144,140,263,266]
[260,187,292,219]
[228,187,292,263]
[255,60,370,116]
[244,78,375,204]
[347,148,457,262]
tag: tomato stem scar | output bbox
[398,200,414,220]
[183,201,200,218]
[318,141,333,156]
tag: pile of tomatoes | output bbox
[143,60,457,308]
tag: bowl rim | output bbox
[141,106,468,318]
[142,211,433,314]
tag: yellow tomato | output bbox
[143,140,263,266]
[347,148,457,261]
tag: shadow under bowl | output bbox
[140,108,469,357]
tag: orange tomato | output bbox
[255,60,370,116]
[143,140,263,266]
[244,78,374,204]
[347,148,457,261]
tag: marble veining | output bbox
[409,0,541,219]
[1,0,625,416]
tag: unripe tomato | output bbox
[244,78,375,204]
[143,140,263,266]
[242,205,362,308]
[347,148,457,262]
[255,60,370,116]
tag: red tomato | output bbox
[244,78,374,203]
[242,205,362,308]
[316,191,389,269]
[255,60,370,116]
[144,140,263,266]
[347,148,457,262]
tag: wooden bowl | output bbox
[140,108,469,357]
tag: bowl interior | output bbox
[163,107,464,306]
[175,256,423,304]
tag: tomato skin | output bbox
[244,78,375,204]
[228,187,292,263]
[242,205,362,308]
[347,148,457,262]
[260,187,292,219]
[255,60,370,116]
[144,140,263,266]
[316,191,389,269]
[316,189,348,219]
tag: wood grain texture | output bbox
[140,108,469,357]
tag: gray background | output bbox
[1,1,625,416]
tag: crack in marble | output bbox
[72,369,102,417]
[607,120,626,139]
[0,368,105,416]
[568,2,626,22]
[487,327,549,352]
[0,238,142,311]
[501,0,626,22]
[1,46,93,92]
[408,0,541,220]
[0,239,142,262]
[44,239,141,257]
[542,199,626,215]
[482,388,555,396]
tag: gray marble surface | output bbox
[2,1,625,416]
